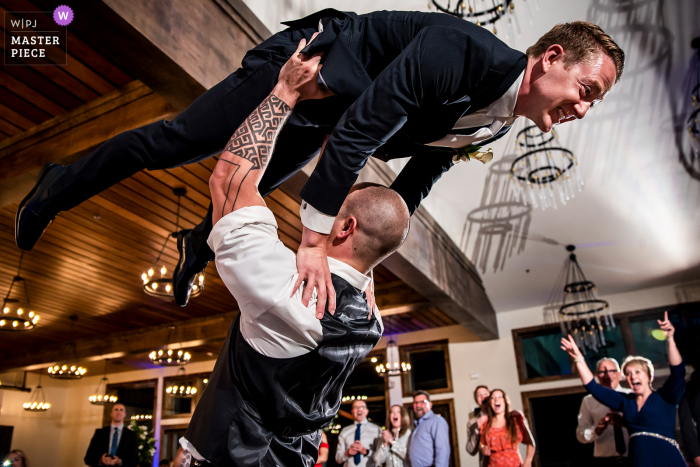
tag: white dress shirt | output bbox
[108,423,123,456]
[300,72,524,234]
[207,205,381,358]
[181,206,383,461]
[576,385,631,457]
[336,419,384,467]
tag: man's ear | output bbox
[542,44,565,72]
[335,216,358,239]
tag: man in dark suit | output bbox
[84,403,139,467]
[16,10,624,311]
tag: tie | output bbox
[354,423,362,465]
[614,424,626,456]
[110,428,119,456]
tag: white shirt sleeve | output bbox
[208,206,323,358]
[576,396,599,444]
[300,200,336,234]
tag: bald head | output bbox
[332,184,410,271]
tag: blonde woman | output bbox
[374,405,412,467]
[561,312,686,467]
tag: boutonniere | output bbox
[452,145,494,164]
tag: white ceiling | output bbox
[243,0,700,312]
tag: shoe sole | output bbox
[15,163,60,250]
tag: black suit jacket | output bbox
[284,10,527,215]
[84,425,139,467]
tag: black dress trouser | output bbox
[50,27,323,260]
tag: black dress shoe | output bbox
[15,163,65,251]
[173,229,209,307]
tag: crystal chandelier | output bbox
[552,245,614,354]
[165,367,197,398]
[430,0,539,46]
[140,188,205,299]
[511,125,582,211]
[1,253,40,332]
[375,340,411,377]
[89,360,117,405]
[149,325,191,366]
[48,315,87,379]
[24,375,50,411]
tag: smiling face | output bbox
[352,400,368,423]
[7,453,23,467]
[489,390,506,416]
[413,394,431,419]
[624,363,651,395]
[515,46,617,133]
[475,387,491,411]
[596,360,621,389]
[389,405,403,429]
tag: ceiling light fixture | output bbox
[1,252,40,332]
[149,325,191,366]
[165,367,197,398]
[23,374,50,412]
[89,360,117,405]
[48,315,87,379]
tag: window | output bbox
[401,340,453,396]
[512,301,700,384]
[105,379,156,427]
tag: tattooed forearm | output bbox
[215,94,292,217]
[223,94,291,171]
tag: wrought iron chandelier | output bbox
[552,245,614,354]
[149,325,191,366]
[89,360,118,405]
[48,315,87,379]
[2,252,40,332]
[165,367,197,398]
[511,125,582,211]
[430,0,539,45]
[375,340,411,376]
[24,374,50,412]
[140,188,205,299]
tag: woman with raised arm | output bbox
[561,311,686,467]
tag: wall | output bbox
[0,283,684,467]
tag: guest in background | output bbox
[158,460,170,467]
[374,405,412,467]
[680,356,700,467]
[479,389,535,467]
[561,311,686,467]
[467,385,491,467]
[408,390,450,467]
[576,357,630,466]
[316,431,329,467]
[336,400,383,467]
[84,403,139,467]
[4,450,27,467]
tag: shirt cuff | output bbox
[300,200,335,234]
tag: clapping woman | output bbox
[561,311,686,467]
[374,405,412,467]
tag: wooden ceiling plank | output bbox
[0,116,23,137]
[0,70,67,116]
[0,64,84,110]
[0,87,53,124]
[0,102,36,130]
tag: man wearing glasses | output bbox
[576,358,631,466]
[409,390,450,467]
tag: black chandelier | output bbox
[165,367,197,398]
[89,360,118,405]
[430,0,539,44]
[48,315,87,379]
[149,324,191,366]
[511,125,582,211]
[24,374,50,412]
[374,316,411,377]
[140,188,205,299]
[1,252,40,332]
[551,245,614,354]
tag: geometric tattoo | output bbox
[220,94,292,216]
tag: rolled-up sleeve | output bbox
[208,206,298,320]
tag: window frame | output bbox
[400,339,453,398]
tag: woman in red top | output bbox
[315,431,329,467]
[479,389,536,467]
